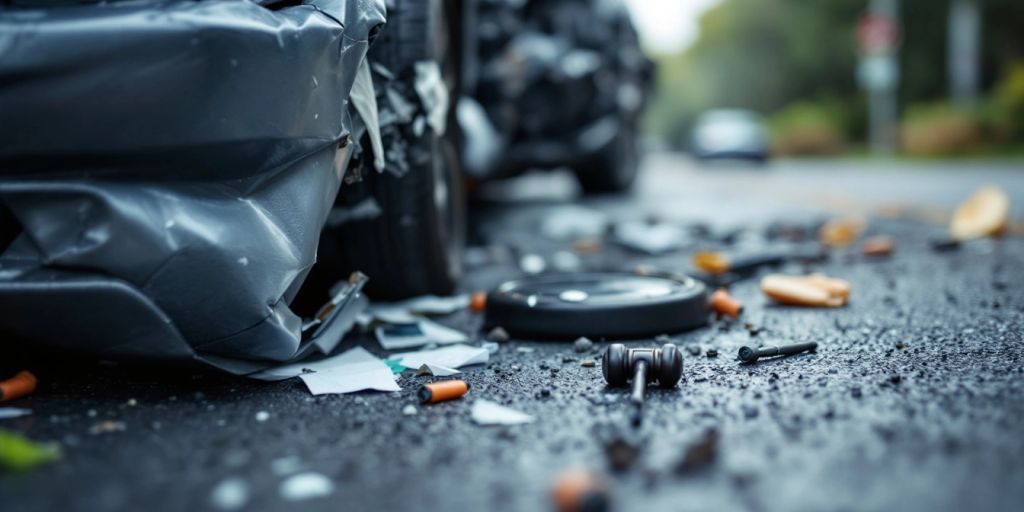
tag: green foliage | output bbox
[988,62,1024,143]
[0,429,62,472]
[768,101,847,155]
[901,102,983,155]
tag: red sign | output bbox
[857,14,900,55]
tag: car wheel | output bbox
[327,0,464,300]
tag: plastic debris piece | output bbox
[761,274,850,308]
[0,428,62,471]
[402,404,417,416]
[470,292,487,313]
[674,428,719,474]
[416,364,461,377]
[418,380,470,404]
[693,251,730,275]
[517,347,536,353]
[471,399,534,426]
[552,468,610,512]
[482,341,500,355]
[210,477,250,511]
[819,216,865,248]
[0,408,31,420]
[374,318,469,350]
[297,347,400,395]
[862,236,895,257]
[520,254,547,274]
[369,294,470,320]
[614,221,688,254]
[710,289,743,318]
[0,371,37,402]
[573,337,594,353]
[413,61,449,136]
[384,360,408,375]
[487,327,510,342]
[950,185,1010,241]
[391,344,489,370]
[279,472,334,501]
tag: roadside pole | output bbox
[857,0,901,155]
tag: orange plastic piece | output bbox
[0,370,37,402]
[862,236,894,257]
[418,380,469,404]
[692,251,730,275]
[819,216,865,248]
[469,291,487,313]
[710,289,743,318]
[552,468,609,512]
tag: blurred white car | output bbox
[691,109,770,163]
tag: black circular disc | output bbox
[484,273,708,340]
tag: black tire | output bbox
[331,0,464,300]
[574,120,640,194]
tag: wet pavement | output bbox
[2,154,1024,511]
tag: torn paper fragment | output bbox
[374,318,468,350]
[614,221,689,254]
[471,399,534,426]
[416,364,461,377]
[391,344,489,370]
[297,347,400,395]
[385,360,407,374]
[0,408,32,419]
[368,294,470,321]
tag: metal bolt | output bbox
[737,342,818,363]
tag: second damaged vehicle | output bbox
[0,0,648,372]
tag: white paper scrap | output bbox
[298,347,400,395]
[391,344,489,370]
[0,407,32,419]
[471,399,534,426]
[369,294,469,318]
[614,220,689,254]
[374,317,468,350]
[416,363,461,377]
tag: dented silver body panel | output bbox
[0,0,386,373]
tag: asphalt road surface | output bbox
[3,154,1023,511]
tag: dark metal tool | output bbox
[602,343,683,426]
[737,342,818,363]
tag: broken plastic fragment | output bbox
[471,399,534,426]
[416,364,461,377]
[0,429,61,471]
[0,371,37,402]
[950,185,1010,241]
[692,251,730,275]
[374,318,468,350]
[818,216,865,248]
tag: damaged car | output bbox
[0,0,648,372]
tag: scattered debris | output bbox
[368,294,470,320]
[693,251,730,275]
[950,185,1010,241]
[418,380,470,404]
[603,436,641,472]
[581,360,596,368]
[516,346,536,354]
[470,292,487,313]
[674,428,719,474]
[279,471,334,501]
[384,360,407,374]
[374,317,468,350]
[391,344,489,370]
[710,289,743,318]
[0,371,37,402]
[552,468,610,512]
[819,216,865,248]
[572,238,603,254]
[481,341,500,354]
[0,408,31,420]
[210,477,250,511]
[862,235,895,257]
[551,251,583,272]
[416,364,461,377]
[296,346,399,393]
[573,337,594,353]
[761,273,851,307]
[270,456,304,476]
[402,404,418,416]
[519,254,548,274]
[487,326,510,342]
[737,342,818,363]
[471,399,534,426]
[614,220,689,254]
[88,420,126,435]
[0,429,61,471]
[541,206,608,241]
[255,411,270,422]
[930,236,961,252]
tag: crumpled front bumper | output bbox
[0,0,385,373]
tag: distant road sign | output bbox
[857,13,900,55]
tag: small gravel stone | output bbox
[255,411,270,422]
[581,360,596,368]
[402,405,417,416]
[573,337,594,353]
[706,349,718,358]
[487,327,510,342]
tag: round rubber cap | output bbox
[484,273,708,340]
